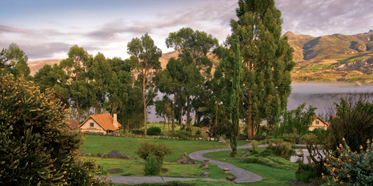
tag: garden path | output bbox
[106,143,269,184]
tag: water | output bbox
[147,82,373,122]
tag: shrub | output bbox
[283,133,299,143]
[131,129,145,135]
[144,153,162,176]
[171,130,192,140]
[135,141,173,161]
[147,126,162,135]
[295,159,321,183]
[191,126,203,137]
[252,140,259,152]
[266,140,294,160]
[0,72,110,185]
[324,138,373,185]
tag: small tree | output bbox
[135,142,173,176]
[281,103,316,137]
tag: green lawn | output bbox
[81,134,229,161]
[203,150,296,186]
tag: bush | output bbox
[252,140,259,152]
[283,133,299,143]
[147,126,162,135]
[295,159,321,183]
[131,129,145,135]
[171,130,192,140]
[135,141,173,161]
[191,126,203,137]
[266,140,294,160]
[324,138,373,185]
[0,72,110,185]
[144,153,162,176]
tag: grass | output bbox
[203,149,296,186]
[84,157,233,179]
[81,134,228,161]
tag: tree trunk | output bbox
[180,107,183,126]
[143,75,147,135]
[127,120,130,131]
[95,105,100,115]
[247,92,253,139]
[167,117,170,133]
[172,95,176,133]
[186,95,191,129]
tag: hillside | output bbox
[28,30,373,83]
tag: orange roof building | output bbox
[309,116,329,131]
[80,113,121,134]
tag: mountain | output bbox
[28,30,373,83]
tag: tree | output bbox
[156,57,184,132]
[0,69,110,185]
[59,45,91,124]
[229,38,242,157]
[127,33,162,135]
[2,43,30,79]
[166,27,219,129]
[230,0,295,138]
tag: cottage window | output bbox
[90,122,94,127]
[316,120,319,125]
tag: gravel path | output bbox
[189,143,267,183]
[105,142,268,184]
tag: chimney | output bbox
[113,113,118,128]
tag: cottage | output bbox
[309,116,329,131]
[80,113,121,134]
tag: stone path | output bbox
[105,142,268,184]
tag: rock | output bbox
[223,168,230,174]
[100,153,107,158]
[201,160,209,169]
[119,153,130,159]
[199,137,202,140]
[176,156,187,163]
[79,153,87,156]
[246,139,249,141]
[90,154,96,157]
[97,153,102,157]
[210,138,214,141]
[219,136,224,142]
[226,176,237,182]
[202,172,208,177]
[186,158,197,164]
[207,137,210,141]
[108,150,120,158]
[184,152,187,156]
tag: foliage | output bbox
[170,130,192,140]
[131,129,145,135]
[144,153,163,176]
[323,139,373,185]
[135,141,173,161]
[228,0,295,139]
[280,103,317,137]
[127,33,162,135]
[283,133,299,143]
[190,126,203,137]
[295,159,321,183]
[329,93,373,152]
[266,140,294,160]
[0,71,109,185]
[2,43,31,79]
[301,130,335,174]
[252,140,259,152]
[147,127,162,135]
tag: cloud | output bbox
[276,0,373,36]
[0,25,35,35]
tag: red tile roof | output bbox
[80,113,121,131]
[66,119,78,129]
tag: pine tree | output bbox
[230,0,295,138]
[229,37,242,157]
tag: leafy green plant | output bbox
[266,140,294,160]
[323,138,373,185]
[171,130,192,140]
[252,140,259,152]
[144,153,163,176]
[283,133,299,143]
[135,141,173,162]
[147,126,162,135]
[131,129,145,135]
[295,159,321,183]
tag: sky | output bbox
[1,0,372,62]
